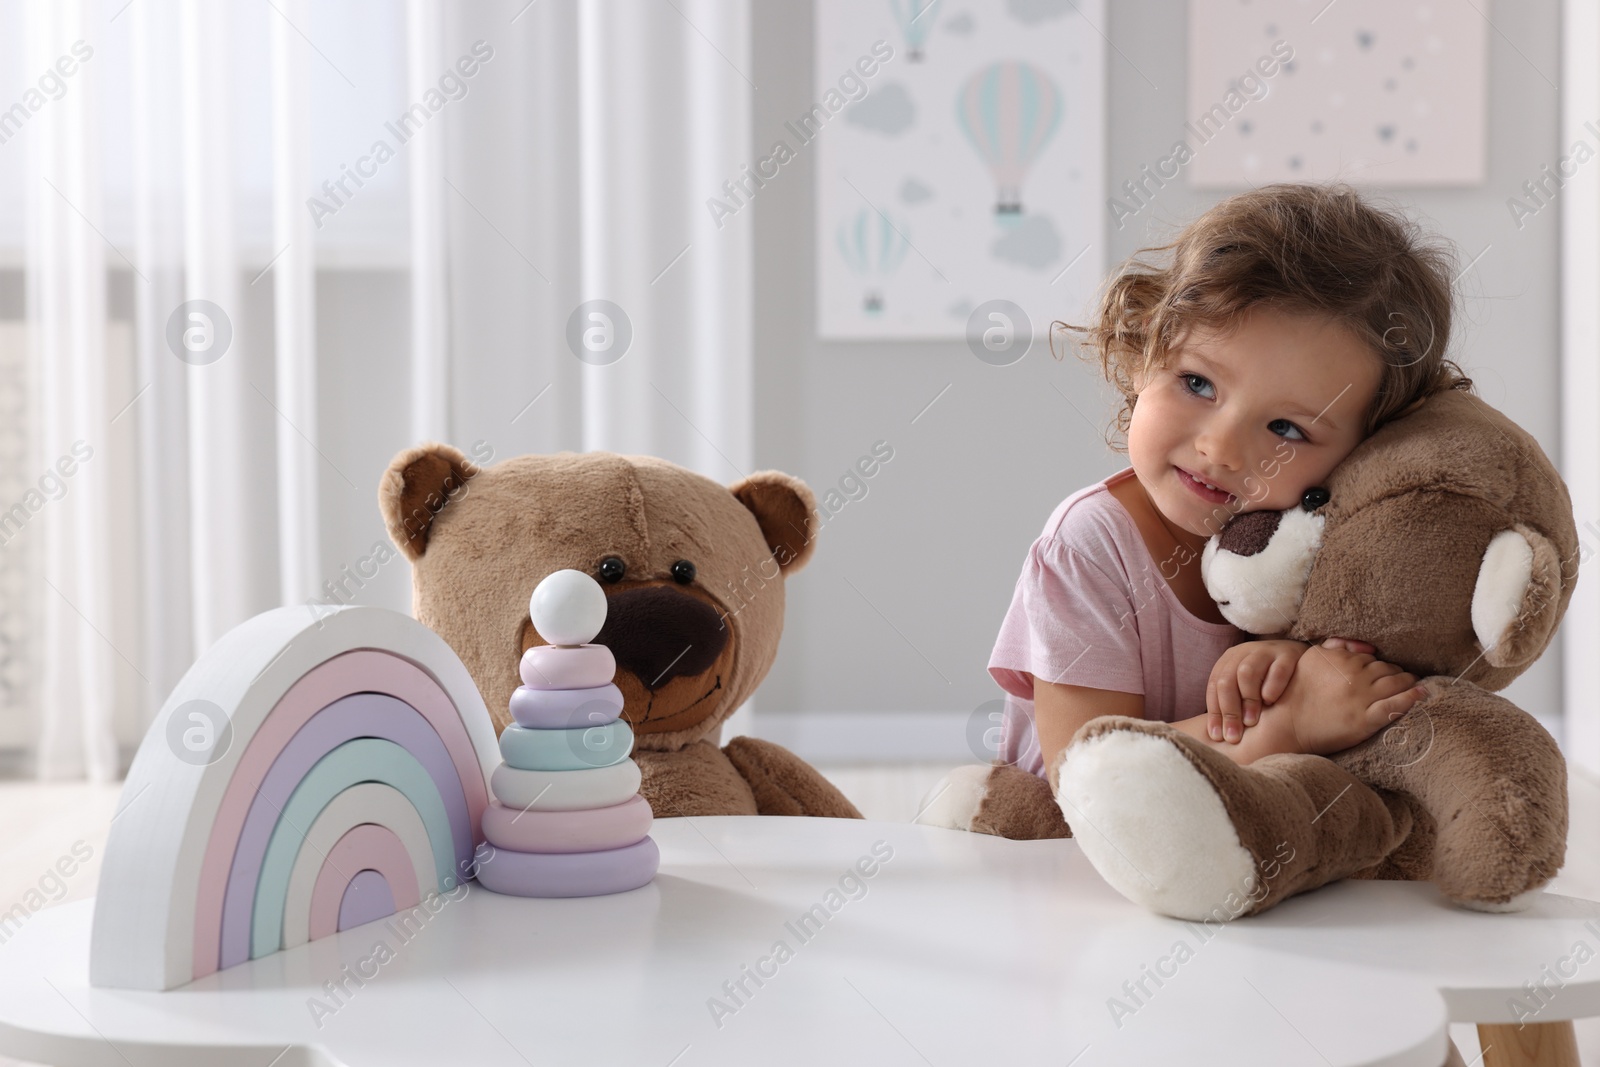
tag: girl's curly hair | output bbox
[1053,181,1474,452]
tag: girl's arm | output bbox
[1034,676,1143,774]
[1034,676,1276,775]
[1036,645,1428,776]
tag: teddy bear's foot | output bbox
[913,764,1072,839]
[971,764,1071,839]
[1456,887,1543,913]
[1057,719,1257,919]
[1057,717,1411,921]
[1335,691,1567,912]
[913,765,990,830]
[1428,731,1564,912]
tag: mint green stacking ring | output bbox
[499,720,634,771]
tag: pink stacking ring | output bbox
[519,644,616,690]
[509,683,625,729]
[481,794,653,854]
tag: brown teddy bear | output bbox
[378,445,863,821]
[918,388,1575,920]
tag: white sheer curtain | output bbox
[4,0,754,780]
[1562,0,1600,780]
[24,0,116,782]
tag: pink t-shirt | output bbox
[987,467,1244,778]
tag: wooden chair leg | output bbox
[1476,1021,1581,1067]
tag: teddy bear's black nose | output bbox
[592,585,728,690]
[1217,509,1282,557]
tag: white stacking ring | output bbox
[490,759,642,812]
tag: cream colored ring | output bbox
[490,759,642,812]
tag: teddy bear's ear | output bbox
[729,470,819,575]
[1471,523,1564,669]
[377,442,482,562]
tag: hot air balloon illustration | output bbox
[837,205,910,315]
[890,0,942,62]
[956,60,1062,216]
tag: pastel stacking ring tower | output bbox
[475,568,660,897]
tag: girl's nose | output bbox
[1194,428,1243,471]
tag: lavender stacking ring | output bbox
[473,835,660,898]
[509,682,624,729]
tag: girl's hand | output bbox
[1254,638,1428,757]
[1319,637,1377,654]
[1206,639,1309,743]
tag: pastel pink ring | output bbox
[519,644,616,689]
[481,794,653,853]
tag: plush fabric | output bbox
[919,389,1575,920]
[379,445,862,821]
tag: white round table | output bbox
[0,817,1595,1066]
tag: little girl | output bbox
[990,181,1476,782]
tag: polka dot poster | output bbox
[1186,0,1487,187]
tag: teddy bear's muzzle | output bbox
[1216,508,1282,557]
[593,585,729,690]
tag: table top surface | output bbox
[1,816,1597,1067]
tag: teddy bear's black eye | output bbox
[671,560,696,584]
[598,556,626,583]
[1301,487,1330,510]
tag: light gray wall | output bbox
[750,1,1566,737]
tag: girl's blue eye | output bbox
[1177,375,1312,441]
[1269,418,1307,441]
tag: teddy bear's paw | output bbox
[1453,886,1545,914]
[1426,763,1564,915]
[912,765,991,831]
[1057,726,1256,921]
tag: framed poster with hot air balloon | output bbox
[815,0,1105,339]
[957,60,1063,216]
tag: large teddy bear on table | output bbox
[378,444,862,821]
[919,388,1575,920]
